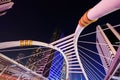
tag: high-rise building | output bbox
[43,28,62,77]
[96,23,120,73]
[25,28,64,79]
[47,29,65,79]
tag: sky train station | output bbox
[0,0,120,80]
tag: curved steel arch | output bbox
[74,25,88,80]
[0,40,69,79]
[0,29,88,80]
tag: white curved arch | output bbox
[0,40,69,79]
[74,1,120,79]
[74,25,89,80]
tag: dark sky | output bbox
[0,0,119,43]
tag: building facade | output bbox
[96,23,120,73]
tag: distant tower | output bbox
[48,29,65,80]
[96,23,120,73]
[25,28,63,78]
[43,28,62,77]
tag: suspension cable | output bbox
[80,52,105,79]
[78,45,112,61]
[79,24,120,38]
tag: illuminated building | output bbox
[25,28,64,79]
[96,23,120,73]
[47,29,65,79]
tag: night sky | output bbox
[0,0,119,43]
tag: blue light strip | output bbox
[48,51,64,80]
